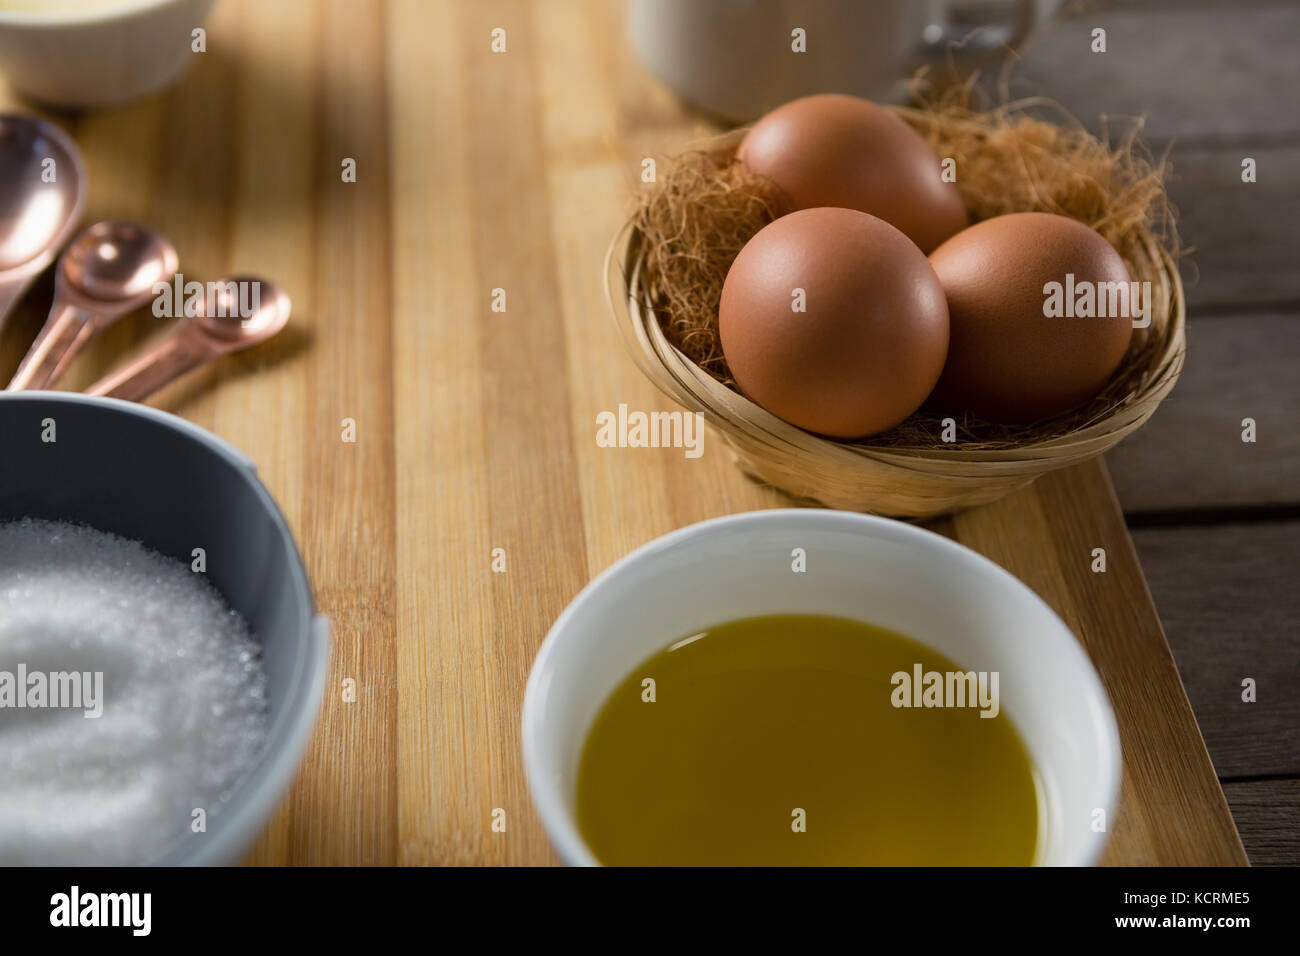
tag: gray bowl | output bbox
[0,392,329,865]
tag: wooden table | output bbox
[0,0,1250,865]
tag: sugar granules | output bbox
[0,518,269,865]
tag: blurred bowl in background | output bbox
[0,0,217,109]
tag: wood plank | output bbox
[1130,521,1300,779]
[992,1,1300,144]
[1222,778,1300,866]
[393,0,595,866]
[223,0,325,866]
[292,0,399,866]
[1106,0,1289,8]
[1169,145,1300,309]
[1106,312,1300,512]
[389,0,499,869]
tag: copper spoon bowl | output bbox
[86,277,291,402]
[7,221,178,391]
[0,115,85,328]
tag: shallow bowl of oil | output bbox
[522,508,1121,867]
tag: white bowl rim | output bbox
[0,0,188,28]
[522,507,1123,867]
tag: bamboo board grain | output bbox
[0,0,1246,866]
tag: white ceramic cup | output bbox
[0,0,216,109]
[523,508,1121,866]
[629,0,1062,121]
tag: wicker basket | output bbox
[606,126,1186,518]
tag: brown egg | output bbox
[739,93,968,253]
[719,207,949,439]
[926,212,1135,424]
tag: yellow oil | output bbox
[576,614,1040,865]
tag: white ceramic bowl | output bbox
[0,0,216,108]
[523,509,1122,866]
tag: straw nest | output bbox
[606,96,1185,517]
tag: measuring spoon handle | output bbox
[7,302,99,391]
[85,327,208,403]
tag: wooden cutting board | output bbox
[0,0,1245,865]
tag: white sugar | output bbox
[0,518,268,865]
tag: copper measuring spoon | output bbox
[86,277,290,402]
[7,221,178,391]
[0,115,85,329]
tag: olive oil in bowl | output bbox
[576,614,1040,866]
